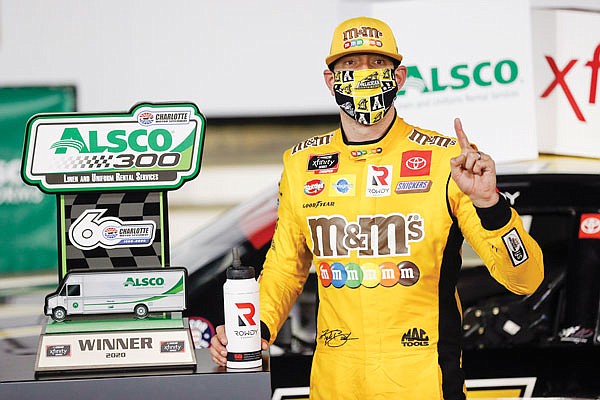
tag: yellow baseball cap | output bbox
[326,16,403,67]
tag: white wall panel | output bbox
[372,0,538,162]
[533,9,600,158]
[0,0,344,117]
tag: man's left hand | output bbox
[450,118,499,208]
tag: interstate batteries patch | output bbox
[502,228,529,266]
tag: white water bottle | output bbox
[223,248,262,368]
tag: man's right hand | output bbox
[210,325,229,366]
[209,324,270,367]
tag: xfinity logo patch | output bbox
[502,228,529,266]
[160,341,185,353]
[307,153,339,174]
[46,345,71,357]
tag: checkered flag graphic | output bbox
[59,191,170,277]
[56,155,114,170]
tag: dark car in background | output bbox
[174,155,600,398]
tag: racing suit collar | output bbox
[336,109,411,160]
[340,108,398,146]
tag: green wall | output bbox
[0,87,76,273]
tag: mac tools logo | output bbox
[366,165,392,197]
[401,327,429,347]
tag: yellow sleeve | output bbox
[450,179,544,295]
[259,154,313,344]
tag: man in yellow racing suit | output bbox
[211,16,544,400]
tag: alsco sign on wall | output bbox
[21,103,206,193]
[372,0,538,163]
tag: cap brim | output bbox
[326,49,403,67]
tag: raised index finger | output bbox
[454,118,471,151]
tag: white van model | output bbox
[45,268,187,321]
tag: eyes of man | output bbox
[335,55,393,70]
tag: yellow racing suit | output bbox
[259,115,544,399]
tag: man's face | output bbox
[324,53,407,96]
[331,53,396,72]
[324,53,405,126]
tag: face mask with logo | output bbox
[333,68,398,126]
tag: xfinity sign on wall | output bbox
[371,0,538,163]
[533,9,600,158]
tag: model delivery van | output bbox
[45,268,187,321]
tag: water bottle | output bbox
[223,247,262,368]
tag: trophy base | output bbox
[34,314,196,377]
